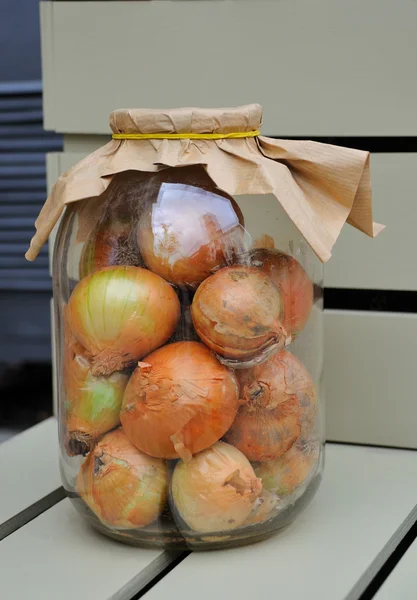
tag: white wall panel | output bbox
[40,1,417,136]
[325,310,417,448]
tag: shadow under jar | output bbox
[54,165,325,550]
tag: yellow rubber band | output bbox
[112,130,260,140]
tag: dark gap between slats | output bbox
[327,439,417,453]
[270,136,417,153]
[324,288,417,313]
[0,487,66,542]
[358,514,417,600]
[127,552,191,600]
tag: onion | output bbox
[63,344,129,456]
[224,351,317,461]
[254,439,320,497]
[77,428,168,529]
[67,266,180,376]
[191,265,286,365]
[171,441,262,533]
[137,168,247,288]
[120,342,239,461]
[79,170,149,278]
[244,248,313,337]
[80,220,142,279]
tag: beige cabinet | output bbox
[42,1,417,448]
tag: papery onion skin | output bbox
[77,428,168,529]
[224,350,317,461]
[254,440,320,497]
[171,441,262,533]
[67,266,180,376]
[137,174,246,289]
[80,220,142,279]
[246,248,313,338]
[191,266,286,362]
[120,342,239,461]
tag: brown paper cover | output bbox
[26,104,383,262]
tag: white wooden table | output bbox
[1,418,416,600]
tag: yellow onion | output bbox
[64,346,129,456]
[224,351,317,461]
[191,265,286,365]
[67,266,180,376]
[80,220,142,279]
[62,307,128,455]
[120,342,239,461]
[79,170,150,278]
[171,441,262,533]
[137,167,247,289]
[254,440,320,497]
[245,247,313,338]
[77,428,168,529]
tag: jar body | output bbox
[54,167,324,549]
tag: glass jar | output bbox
[27,105,377,550]
[54,165,324,549]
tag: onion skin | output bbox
[120,342,239,461]
[191,265,286,363]
[171,441,262,533]
[224,351,317,461]
[137,179,246,289]
[246,249,313,337]
[80,220,142,279]
[67,266,180,376]
[254,440,320,497]
[77,429,168,529]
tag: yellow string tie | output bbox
[112,130,260,140]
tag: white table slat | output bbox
[141,444,417,600]
[0,418,60,525]
[374,536,417,600]
[0,499,169,600]
[41,1,417,135]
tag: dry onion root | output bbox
[244,247,313,338]
[77,428,168,529]
[191,265,287,367]
[254,439,320,497]
[171,441,262,533]
[224,350,317,461]
[137,169,247,289]
[67,266,180,376]
[120,342,239,461]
